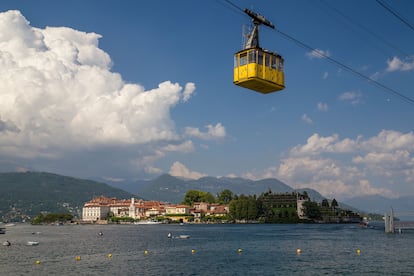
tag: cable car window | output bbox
[258,52,263,65]
[248,50,256,64]
[271,55,277,69]
[265,54,271,67]
[240,52,247,66]
[279,58,284,71]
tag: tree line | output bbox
[183,189,361,223]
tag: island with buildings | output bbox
[81,190,362,224]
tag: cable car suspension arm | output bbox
[244,9,275,49]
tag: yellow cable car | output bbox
[234,9,285,94]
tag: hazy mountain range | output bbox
[101,174,414,216]
[101,173,327,203]
[1,172,413,221]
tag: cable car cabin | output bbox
[234,47,285,94]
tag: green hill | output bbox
[128,174,297,203]
[0,172,136,222]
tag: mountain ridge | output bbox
[2,171,411,222]
[0,171,136,221]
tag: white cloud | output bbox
[386,56,414,72]
[182,82,196,102]
[306,48,330,59]
[169,161,206,179]
[317,102,328,111]
[361,129,414,152]
[0,10,200,161]
[301,114,313,124]
[130,140,195,175]
[162,140,194,153]
[339,91,362,105]
[322,72,329,79]
[185,123,226,140]
[291,133,358,156]
[245,130,413,199]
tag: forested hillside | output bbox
[0,172,135,221]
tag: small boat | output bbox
[0,228,5,234]
[26,241,39,246]
[178,235,190,239]
[2,240,11,246]
[167,233,172,238]
[359,217,370,228]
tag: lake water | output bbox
[1,223,413,275]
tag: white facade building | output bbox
[82,205,110,222]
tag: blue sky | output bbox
[0,0,413,200]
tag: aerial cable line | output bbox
[376,0,414,33]
[221,0,414,106]
[272,28,414,106]
[319,0,410,58]
[223,0,245,14]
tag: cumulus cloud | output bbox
[317,102,328,111]
[245,130,414,199]
[162,140,194,153]
[0,10,202,161]
[306,48,330,59]
[169,161,207,179]
[339,91,363,105]
[386,56,414,72]
[301,114,313,124]
[0,10,233,179]
[185,123,226,140]
[182,83,196,102]
[290,133,358,156]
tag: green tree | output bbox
[331,198,338,208]
[182,190,215,206]
[247,196,258,220]
[202,192,215,203]
[303,201,321,220]
[321,199,330,208]
[228,195,259,221]
[217,189,234,204]
[182,190,201,205]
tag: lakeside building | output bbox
[82,196,228,223]
[259,191,310,220]
[82,196,167,222]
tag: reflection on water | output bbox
[1,223,414,275]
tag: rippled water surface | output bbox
[1,223,413,275]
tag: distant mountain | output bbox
[8,171,405,223]
[344,195,414,217]
[0,172,136,221]
[117,174,307,203]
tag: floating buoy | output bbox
[36,260,41,265]
[75,255,81,261]
[296,248,302,254]
[237,248,242,254]
[107,253,112,258]
[356,249,361,255]
[167,232,172,238]
[98,231,103,236]
[144,250,149,255]
[191,249,195,254]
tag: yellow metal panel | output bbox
[234,50,285,94]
